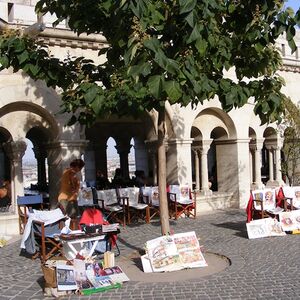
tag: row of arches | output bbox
[0,98,289,215]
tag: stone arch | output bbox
[190,107,237,193]
[262,126,283,186]
[0,101,59,140]
[85,112,156,184]
[192,107,237,140]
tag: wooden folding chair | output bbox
[117,187,150,224]
[281,186,300,210]
[32,219,65,263]
[168,185,196,220]
[141,186,160,221]
[250,188,283,221]
[96,189,127,227]
[17,195,43,234]
[19,207,69,263]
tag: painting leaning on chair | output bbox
[58,159,85,219]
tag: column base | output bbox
[251,182,265,190]
[199,189,213,196]
[266,180,285,188]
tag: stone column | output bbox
[3,140,27,213]
[166,138,193,186]
[46,140,87,207]
[32,146,47,191]
[94,140,108,177]
[192,148,200,190]
[115,138,132,179]
[200,140,213,195]
[134,138,149,176]
[145,140,158,186]
[250,139,264,189]
[274,146,283,184]
[249,142,255,185]
[265,144,275,186]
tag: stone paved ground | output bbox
[0,209,300,299]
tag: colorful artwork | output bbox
[146,231,207,272]
[252,189,276,211]
[279,210,300,231]
[169,185,192,204]
[282,186,300,209]
[78,187,94,206]
[56,264,78,291]
[246,218,286,239]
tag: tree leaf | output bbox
[163,80,182,102]
[147,75,163,99]
[179,0,197,15]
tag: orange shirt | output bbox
[58,168,80,201]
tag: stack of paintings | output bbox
[56,259,129,294]
[142,231,207,273]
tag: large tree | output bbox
[0,0,299,234]
[281,99,300,186]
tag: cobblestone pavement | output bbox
[1,209,300,300]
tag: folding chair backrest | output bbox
[150,186,160,207]
[169,185,191,204]
[118,187,139,206]
[282,186,300,208]
[86,180,96,188]
[78,187,94,206]
[97,189,118,206]
[17,194,43,206]
[251,189,276,211]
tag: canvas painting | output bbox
[173,232,207,268]
[147,235,181,272]
[56,263,77,291]
[282,186,300,209]
[150,186,160,207]
[100,189,118,206]
[85,262,113,288]
[279,210,300,231]
[252,189,276,211]
[246,219,270,239]
[169,185,191,204]
[73,259,93,290]
[78,187,94,207]
[103,266,130,283]
[146,231,207,272]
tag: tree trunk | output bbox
[157,106,170,235]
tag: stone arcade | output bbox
[0,1,299,235]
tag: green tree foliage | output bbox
[281,99,300,186]
[0,0,299,234]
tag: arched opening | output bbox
[25,126,51,192]
[107,137,119,182]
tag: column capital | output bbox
[46,140,88,165]
[168,138,194,146]
[115,143,132,155]
[3,140,27,161]
[200,139,213,155]
[264,137,283,150]
[33,146,47,160]
[191,146,201,156]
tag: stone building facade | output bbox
[0,1,299,235]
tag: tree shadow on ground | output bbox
[211,221,248,239]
